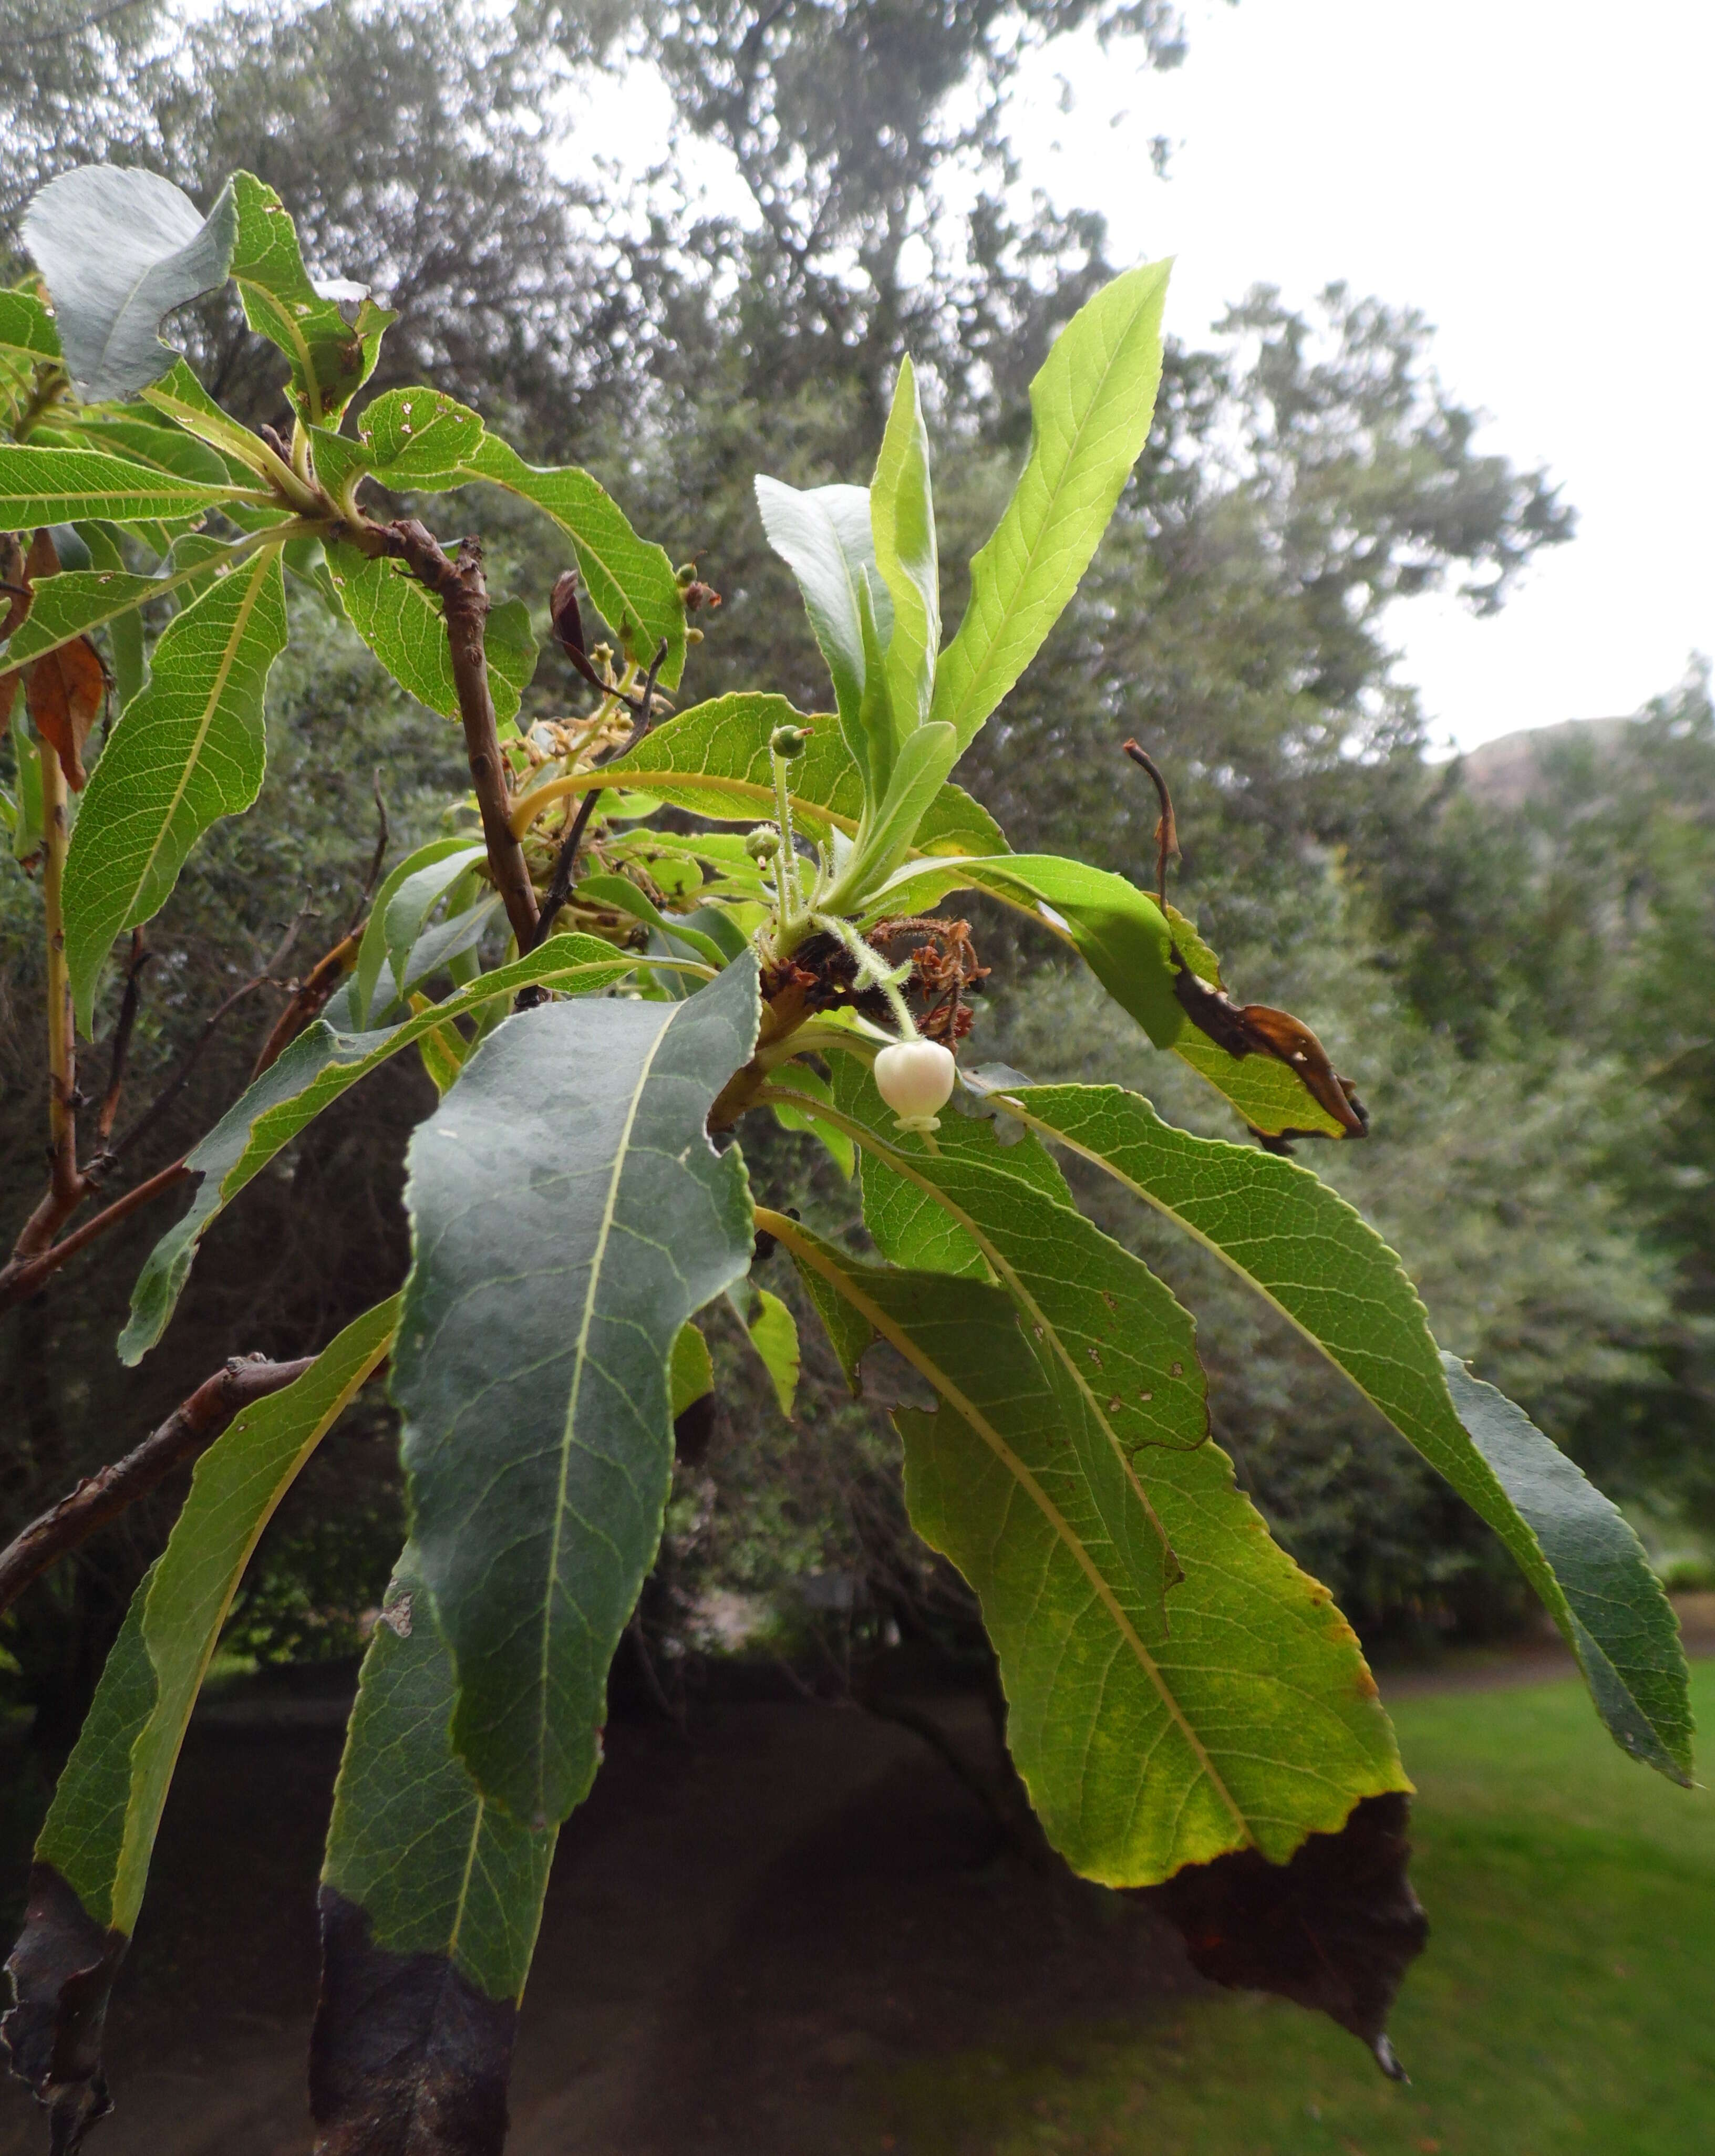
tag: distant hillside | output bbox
[1457,717,1635,809]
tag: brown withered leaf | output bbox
[1,1864,128,2154]
[1141,1792,1427,2078]
[310,1889,518,2156]
[1172,962,1369,1138]
[26,636,107,792]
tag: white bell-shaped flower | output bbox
[873,1038,956,1134]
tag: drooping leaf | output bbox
[0,444,246,527]
[1143,1791,1428,2077]
[573,871,729,970]
[60,544,287,1030]
[325,542,537,728]
[312,1546,556,2156]
[998,1081,1695,1781]
[20,166,238,402]
[379,845,488,1015]
[120,935,638,1363]
[0,289,61,368]
[870,355,940,738]
[3,1302,396,2149]
[397,958,760,1828]
[351,836,484,1027]
[771,1211,1406,1885]
[873,851,1183,1047]
[552,690,1004,859]
[227,171,394,424]
[670,1320,715,1419]
[458,434,686,689]
[25,632,105,791]
[754,476,889,781]
[931,258,1171,750]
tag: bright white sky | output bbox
[575,2,1712,752]
[1004,0,1715,751]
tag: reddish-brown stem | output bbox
[384,520,540,950]
[1122,739,1178,911]
[0,1159,191,1312]
[97,928,150,1144]
[250,925,362,1080]
[0,1351,315,1615]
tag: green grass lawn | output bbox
[880,1663,1714,2156]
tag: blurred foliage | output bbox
[0,0,1706,1724]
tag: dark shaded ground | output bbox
[0,1691,1201,2156]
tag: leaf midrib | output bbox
[757,1209,1251,1847]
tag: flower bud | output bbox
[769,723,811,760]
[745,824,783,863]
[873,1039,956,1134]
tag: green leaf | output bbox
[768,1060,855,1178]
[40,1302,397,1930]
[8,699,44,859]
[871,355,940,737]
[997,1081,1695,1782]
[20,166,237,401]
[1,543,234,671]
[0,443,246,526]
[932,259,1171,750]
[670,1321,715,1419]
[554,690,1004,860]
[459,433,686,688]
[228,171,393,423]
[773,1212,1404,1884]
[46,408,235,491]
[311,1542,555,2148]
[62,544,288,1031]
[325,541,537,728]
[139,357,280,480]
[0,289,61,366]
[873,852,1182,1048]
[743,1286,800,1417]
[353,835,484,1027]
[754,476,889,780]
[120,934,639,1363]
[397,957,760,1826]
[574,870,730,970]
[835,720,958,899]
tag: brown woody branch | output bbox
[0,1159,192,1313]
[0,1351,314,1616]
[381,521,540,950]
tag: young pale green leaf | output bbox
[44,409,235,491]
[768,1060,855,1178]
[870,356,940,738]
[120,934,637,1363]
[228,171,394,423]
[308,385,488,505]
[743,1286,801,1418]
[352,835,484,1027]
[754,476,891,779]
[62,545,288,1030]
[834,719,958,898]
[312,1543,557,2149]
[932,258,1171,750]
[458,434,686,688]
[0,289,61,366]
[574,871,730,970]
[555,691,1004,860]
[325,542,537,728]
[873,852,1183,1048]
[397,958,760,1827]
[33,1299,396,1942]
[20,166,237,401]
[670,1321,716,1419]
[772,1212,1404,1885]
[997,1081,1694,1782]
[378,844,488,1016]
[0,443,247,526]
[139,357,280,480]
[389,895,502,1009]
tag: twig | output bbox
[350,771,389,930]
[0,1352,315,1616]
[0,1158,191,1315]
[527,638,669,954]
[39,730,81,1218]
[383,521,540,950]
[1122,739,1179,911]
[96,929,150,1144]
